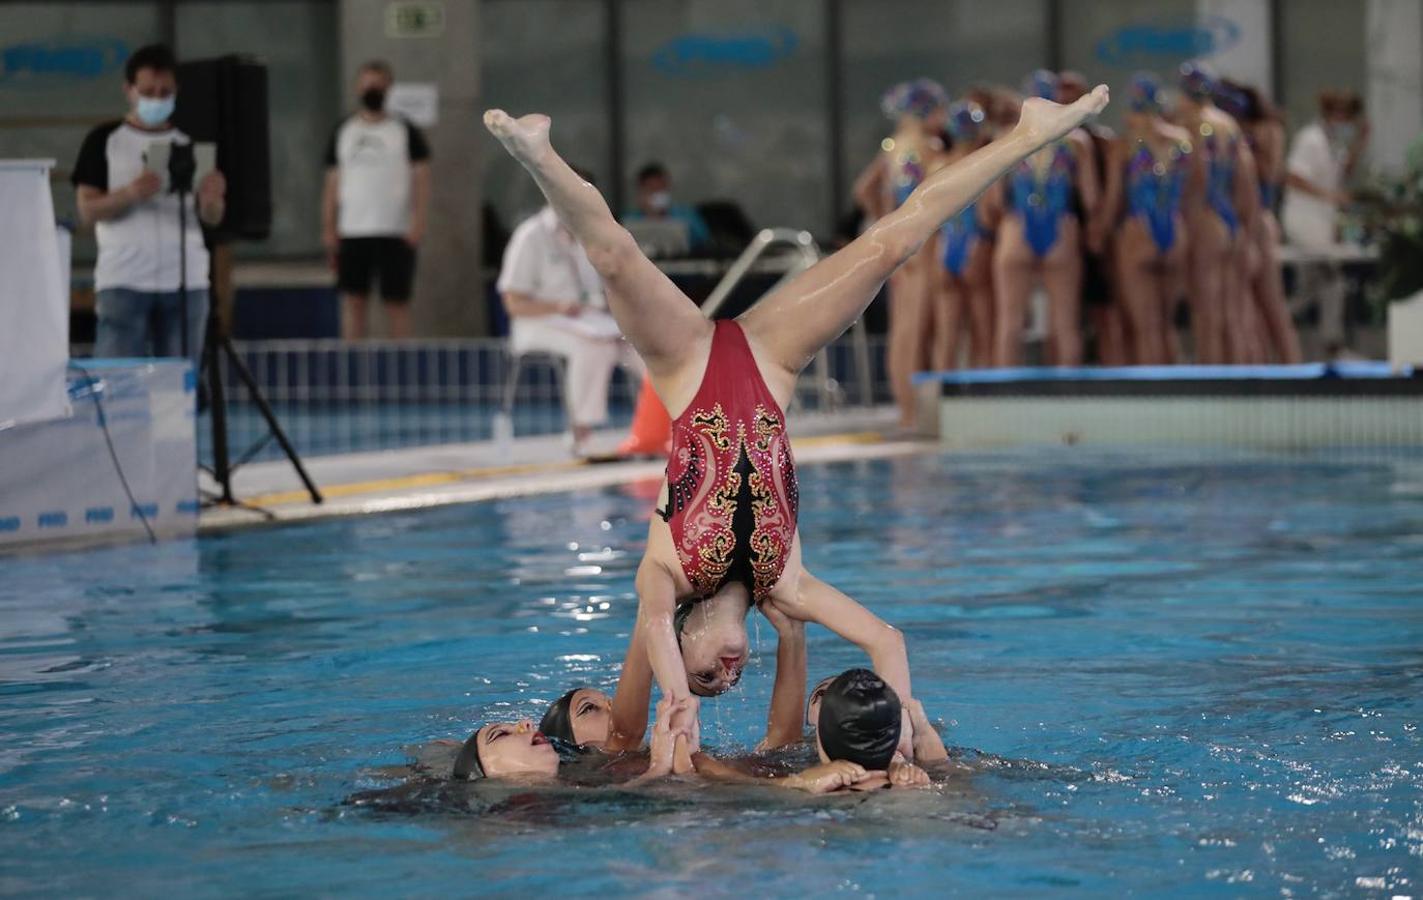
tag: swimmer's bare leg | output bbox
[740,87,1111,380]
[483,110,711,379]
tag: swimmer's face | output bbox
[806,675,835,730]
[568,688,612,748]
[476,719,559,779]
[679,600,749,698]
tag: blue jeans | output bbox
[94,287,210,374]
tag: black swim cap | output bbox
[451,726,486,780]
[539,689,580,745]
[817,668,901,771]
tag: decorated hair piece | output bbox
[881,77,949,121]
[945,100,987,142]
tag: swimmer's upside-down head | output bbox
[673,582,752,697]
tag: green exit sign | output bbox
[385,1,445,38]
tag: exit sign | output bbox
[385,1,445,38]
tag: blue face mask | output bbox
[135,95,175,127]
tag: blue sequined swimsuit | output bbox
[1126,140,1188,255]
[939,201,986,277]
[1009,144,1075,258]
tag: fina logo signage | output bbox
[1095,14,1239,67]
[651,26,798,77]
[0,37,129,87]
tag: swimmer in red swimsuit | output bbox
[484,84,1111,757]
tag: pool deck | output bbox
[198,406,929,532]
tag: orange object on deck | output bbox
[616,378,672,457]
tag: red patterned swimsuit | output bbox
[657,320,799,601]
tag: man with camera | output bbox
[72,44,226,373]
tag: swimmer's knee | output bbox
[585,228,640,281]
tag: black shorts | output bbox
[337,237,416,303]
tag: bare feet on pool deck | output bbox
[483,109,552,166]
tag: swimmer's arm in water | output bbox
[755,601,807,752]
[770,571,915,759]
[610,558,696,751]
[691,753,882,794]
[906,698,950,763]
[772,572,911,718]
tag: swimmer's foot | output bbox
[483,109,552,166]
[1015,85,1110,147]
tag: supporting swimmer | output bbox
[816,668,902,771]
[538,687,613,749]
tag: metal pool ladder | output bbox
[701,228,874,412]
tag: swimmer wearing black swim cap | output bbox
[816,668,902,771]
[538,687,613,749]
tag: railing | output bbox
[192,331,887,464]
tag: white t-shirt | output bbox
[71,120,210,292]
[324,113,430,238]
[1281,121,1344,248]
[497,208,608,308]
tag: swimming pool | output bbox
[2,449,1420,896]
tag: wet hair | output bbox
[359,59,393,80]
[817,668,901,771]
[881,78,948,121]
[538,689,580,744]
[636,162,668,185]
[124,44,176,84]
[451,725,486,780]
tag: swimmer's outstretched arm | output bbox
[606,605,655,751]
[739,87,1111,378]
[757,601,807,752]
[770,570,915,758]
[483,110,711,377]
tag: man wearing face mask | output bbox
[72,44,226,373]
[1282,90,1369,352]
[322,60,431,339]
[624,162,710,253]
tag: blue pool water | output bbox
[2,450,1421,896]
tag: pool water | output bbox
[2,450,1420,896]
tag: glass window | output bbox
[840,0,1049,196]
[1277,0,1366,137]
[482,0,610,234]
[620,0,830,234]
[0,3,163,261]
[176,1,339,259]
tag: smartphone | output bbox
[144,140,171,191]
[193,142,216,186]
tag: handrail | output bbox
[701,228,820,319]
[700,228,873,410]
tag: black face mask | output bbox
[360,87,386,112]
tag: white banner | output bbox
[0,160,69,430]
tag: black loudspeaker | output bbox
[174,55,272,241]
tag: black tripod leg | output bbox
[205,320,236,505]
[220,337,324,504]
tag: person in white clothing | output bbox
[1281,90,1369,350]
[497,196,638,455]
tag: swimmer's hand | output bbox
[887,759,931,789]
[640,697,690,780]
[782,760,872,794]
[1013,85,1110,148]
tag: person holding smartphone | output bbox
[72,43,226,373]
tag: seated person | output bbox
[497,178,639,456]
[623,161,711,253]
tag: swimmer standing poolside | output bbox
[482,83,1111,759]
